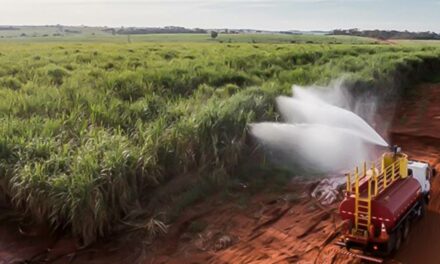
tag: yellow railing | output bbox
[345,159,381,193]
[345,152,408,197]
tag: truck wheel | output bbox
[425,193,430,205]
[394,230,403,251]
[386,233,396,255]
[419,202,426,219]
[415,201,426,220]
[403,220,410,240]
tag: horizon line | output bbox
[1,24,439,34]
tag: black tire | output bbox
[420,201,426,219]
[403,220,410,240]
[414,201,426,220]
[425,193,431,205]
[394,229,403,251]
[386,232,396,255]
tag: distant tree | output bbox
[116,26,207,35]
[331,28,440,40]
[211,31,218,39]
[65,29,82,34]
[56,24,64,33]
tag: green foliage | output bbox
[106,70,146,101]
[0,41,439,245]
[0,76,22,90]
[46,65,69,85]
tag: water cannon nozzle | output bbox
[391,145,402,155]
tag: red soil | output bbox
[0,83,438,264]
[144,182,354,264]
[388,83,440,264]
[0,218,143,263]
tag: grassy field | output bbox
[0,27,378,44]
[394,39,440,45]
[0,38,439,245]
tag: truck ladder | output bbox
[353,165,372,236]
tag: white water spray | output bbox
[276,96,387,146]
[251,82,389,173]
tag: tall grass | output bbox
[0,42,439,244]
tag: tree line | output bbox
[112,26,207,35]
[332,29,440,40]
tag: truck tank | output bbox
[340,177,422,231]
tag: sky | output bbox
[0,0,439,32]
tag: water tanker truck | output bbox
[337,147,433,260]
